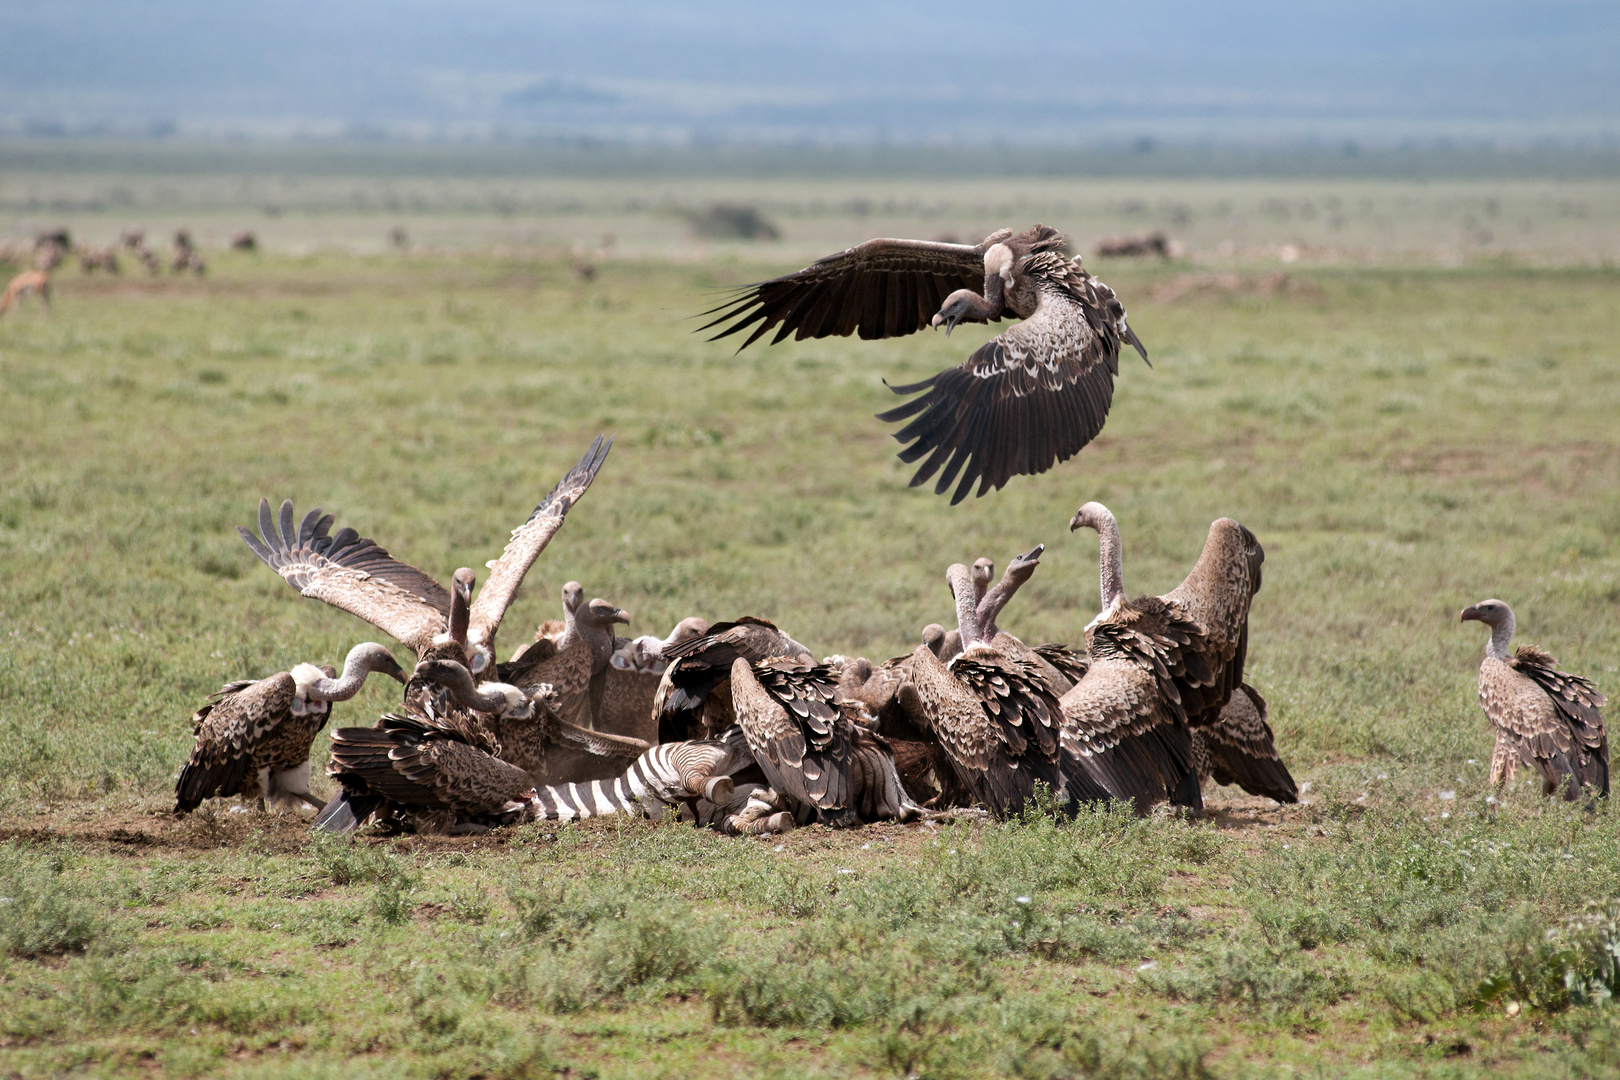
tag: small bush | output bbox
[0,842,105,958]
[685,203,780,241]
[1140,941,1352,1015]
[309,833,415,887]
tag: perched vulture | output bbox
[174,642,406,815]
[1190,683,1298,804]
[1061,502,1265,812]
[699,225,1149,503]
[730,657,924,827]
[1460,599,1608,800]
[653,617,814,742]
[239,435,611,683]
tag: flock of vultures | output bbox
[172,226,1609,837]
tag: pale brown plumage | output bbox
[175,643,406,814]
[1461,599,1608,800]
[240,436,611,678]
[1189,683,1298,804]
[410,658,649,786]
[500,596,629,728]
[654,617,814,742]
[698,226,1149,504]
[315,708,536,834]
[1062,502,1266,811]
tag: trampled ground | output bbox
[2,231,1620,1077]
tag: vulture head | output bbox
[562,581,584,615]
[1461,598,1518,658]
[1068,501,1114,535]
[413,658,535,718]
[581,598,631,631]
[921,623,947,657]
[346,641,409,686]
[931,289,998,337]
[971,558,994,604]
[1460,598,1513,628]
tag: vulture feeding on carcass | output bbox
[174,642,406,815]
[698,225,1149,503]
[237,435,611,696]
[1061,501,1269,812]
[1460,599,1608,800]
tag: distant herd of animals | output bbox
[9,219,1602,831]
[0,226,259,317]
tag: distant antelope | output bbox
[78,246,120,274]
[0,270,50,316]
[230,230,257,252]
[120,226,146,249]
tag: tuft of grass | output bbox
[0,842,107,958]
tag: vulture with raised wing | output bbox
[239,435,611,684]
[1460,599,1608,800]
[654,617,814,742]
[1191,683,1298,804]
[699,226,1148,503]
[175,642,406,815]
[1062,502,1265,811]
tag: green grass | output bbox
[2,245,1620,1076]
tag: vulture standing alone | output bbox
[1460,599,1608,800]
[699,225,1149,503]
[175,642,406,814]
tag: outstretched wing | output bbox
[876,322,1119,505]
[1196,683,1298,803]
[238,499,450,654]
[469,434,613,652]
[697,236,993,350]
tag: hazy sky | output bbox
[3,1,1617,143]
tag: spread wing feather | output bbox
[698,237,991,349]
[238,499,450,654]
[469,435,612,651]
[877,334,1118,505]
[1195,683,1298,803]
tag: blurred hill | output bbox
[3,1,1617,146]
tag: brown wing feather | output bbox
[731,658,856,819]
[876,322,1118,506]
[1506,646,1609,796]
[327,712,532,817]
[238,499,450,654]
[1059,653,1195,812]
[174,674,297,811]
[1195,683,1298,803]
[1157,519,1264,724]
[697,236,992,349]
[468,435,612,652]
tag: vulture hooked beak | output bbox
[1459,605,1479,623]
[612,608,631,626]
[930,310,959,337]
[1068,511,1085,532]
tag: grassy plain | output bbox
[2,175,1620,1077]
